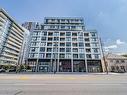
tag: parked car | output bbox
[0,69,6,73]
[6,69,16,72]
[20,69,26,72]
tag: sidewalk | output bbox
[1,71,127,75]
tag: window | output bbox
[93,48,99,53]
[59,54,65,58]
[72,33,77,36]
[73,54,78,58]
[60,43,65,46]
[72,43,78,47]
[66,42,71,47]
[30,48,38,52]
[85,43,90,47]
[51,19,55,21]
[91,38,97,41]
[61,26,65,29]
[71,26,76,29]
[116,60,119,63]
[79,54,85,58]
[29,53,38,58]
[48,37,53,41]
[79,48,84,52]
[111,66,115,71]
[60,38,65,41]
[94,54,99,59]
[46,53,51,58]
[30,48,35,52]
[29,54,34,58]
[48,32,53,36]
[47,43,52,46]
[40,42,46,46]
[86,54,92,58]
[54,37,59,41]
[78,37,83,41]
[41,37,46,41]
[73,48,78,52]
[78,32,83,36]
[31,42,39,46]
[66,48,71,52]
[121,60,125,63]
[91,32,97,37]
[54,32,59,36]
[121,66,125,69]
[32,37,37,41]
[39,53,45,58]
[72,38,77,41]
[79,42,84,47]
[84,33,89,36]
[47,48,52,52]
[61,19,65,22]
[91,43,98,47]
[53,48,58,52]
[44,31,47,36]
[66,53,71,58]
[60,48,65,52]
[66,37,71,41]
[50,25,55,29]
[34,53,38,58]
[86,48,91,52]
[33,31,41,36]
[42,31,47,36]
[40,47,45,52]
[53,53,58,58]
[66,32,71,36]
[60,32,65,36]
[53,42,58,47]
[84,38,90,42]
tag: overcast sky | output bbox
[0,0,127,54]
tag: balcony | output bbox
[7,39,21,49]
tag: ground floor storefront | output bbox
[26,59,103,73]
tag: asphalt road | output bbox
[0,73,127,95]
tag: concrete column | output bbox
[57,59,59,72]
[85,59,88,73]
[71,59,73,72]
[36,59,39,72]
[50,59,52,72]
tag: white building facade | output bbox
[24,17,103,73]
[0,9,25,67]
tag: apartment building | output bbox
[24,17,103,72]
[0,9,25,66]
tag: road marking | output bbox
[0,76,103,80]
[19,76,29,80]
[0,83,127,86]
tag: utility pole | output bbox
[100,38,108,74]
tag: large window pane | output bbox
[66,42,71,47]
[66,48,71,52]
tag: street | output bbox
[0,73,127,95]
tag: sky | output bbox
[0,0,127,54]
